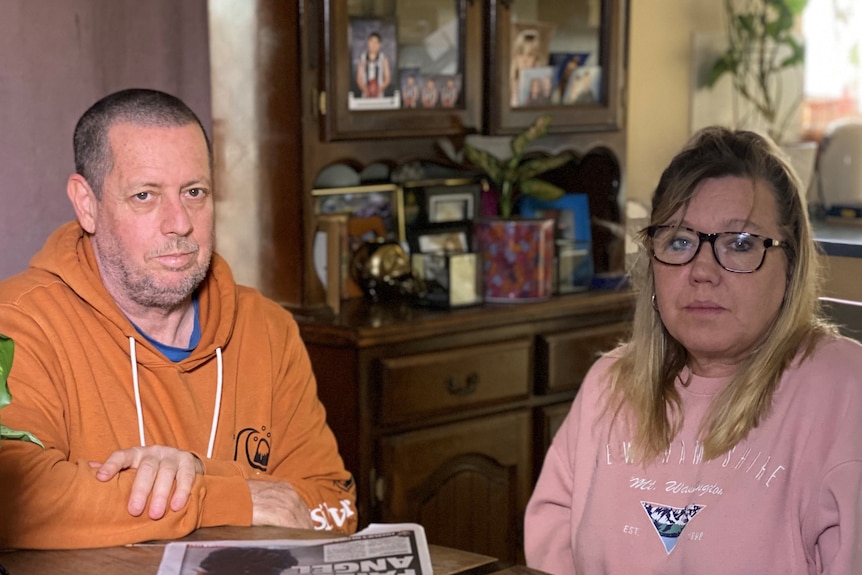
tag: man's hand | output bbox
[89,445,203,520]
[247,479,314,529]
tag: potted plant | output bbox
[461,115,573,302]
[0,334,43,447]
[463,114,572,218]
[707,0,808,144]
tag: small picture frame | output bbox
[349,18,400,111]
[411,224,471,255]
[402,177,483,226]
[519,66,554,107]
[521,193,594,293]
[312,183,405,247]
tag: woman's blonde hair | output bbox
[607,126,835,462]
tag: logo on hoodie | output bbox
[641,501,705,554]
[234,426,271,471]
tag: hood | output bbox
[30,221,238,369]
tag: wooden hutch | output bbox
[216,0,632,563]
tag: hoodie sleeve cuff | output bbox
[198,474,254,527]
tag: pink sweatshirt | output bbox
[525,336,862,574]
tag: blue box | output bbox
[520,194,594,292]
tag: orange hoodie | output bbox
[0,222,357,549]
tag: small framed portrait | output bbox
[563,65,603,105]
[400,68,421,109]
[510,20,556,107]
[549,52,590,104]
[519,66,554,107]
[348,18,400,111]
[402,177,483,228]
[410,223,471,255]
[419,75,440,109]
[312,184,406,249]
[438,74,462,109]
[428,193,475,224]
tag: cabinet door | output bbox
[378,410,531,563]
[319,0,482,140]
[485,0,627,135]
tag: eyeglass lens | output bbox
[651,227,766,272]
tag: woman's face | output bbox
[652,176,788,377]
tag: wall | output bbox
[626,0,723,204]
[0,0,211,280]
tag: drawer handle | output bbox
[446,373,479,396]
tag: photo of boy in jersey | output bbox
[349,19,397,103]
[439,75,461,108]
[400,69,421,108]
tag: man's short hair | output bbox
[73,88,212,199]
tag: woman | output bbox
[525,127,862,574]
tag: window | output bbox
[802,0,861,138]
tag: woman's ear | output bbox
[66,174,97,234]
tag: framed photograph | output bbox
[402,177,483,227]
[428,193,474,223]
[438,74,462,109]
[313,184,405,248]
[509,20,556,107]
[419,75,440,109]
[520,193,594,293]
[549,52,590,104]
[348,18,400,110]
[519,66,554,107]
[410,223,471,255]
[563,65,602,105]
[520,193,592,242]
[400,68,421,109]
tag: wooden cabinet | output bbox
[297,290,633,561]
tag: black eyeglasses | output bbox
[648,225,784,273]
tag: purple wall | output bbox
[0,0,211,279]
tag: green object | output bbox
[463,114,573,218]
[707,0,808,144]
[0,334,44,447]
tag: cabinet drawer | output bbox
[536,322,629,394]
[378,338,531,425]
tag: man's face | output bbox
[90,122,214,311]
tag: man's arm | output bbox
[253,310,357,534]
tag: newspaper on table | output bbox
[157,522,433,575]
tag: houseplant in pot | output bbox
[463,114,572,301]
[707,0,817,192]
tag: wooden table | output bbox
[0,526,545,575]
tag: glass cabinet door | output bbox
[321,0,482,140]
[486,0,626,135]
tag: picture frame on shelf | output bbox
[509,20,556,108]
[402,177,483,227]
[520,193,594,293]
[409,223,471,255]
[312,183,406,249]
[348,18,400,111]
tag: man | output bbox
[0,89,357,549]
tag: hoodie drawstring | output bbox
[128,337,223,459]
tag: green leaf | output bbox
[771,0,808,16]
[519,179,566,202]
[0,333,44,448]
[464,145,504,185]
[1,424,43,447]
[511,114,552,158]
[707,53,738,87]
[0,334,14,411]
[516,154,573,182]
